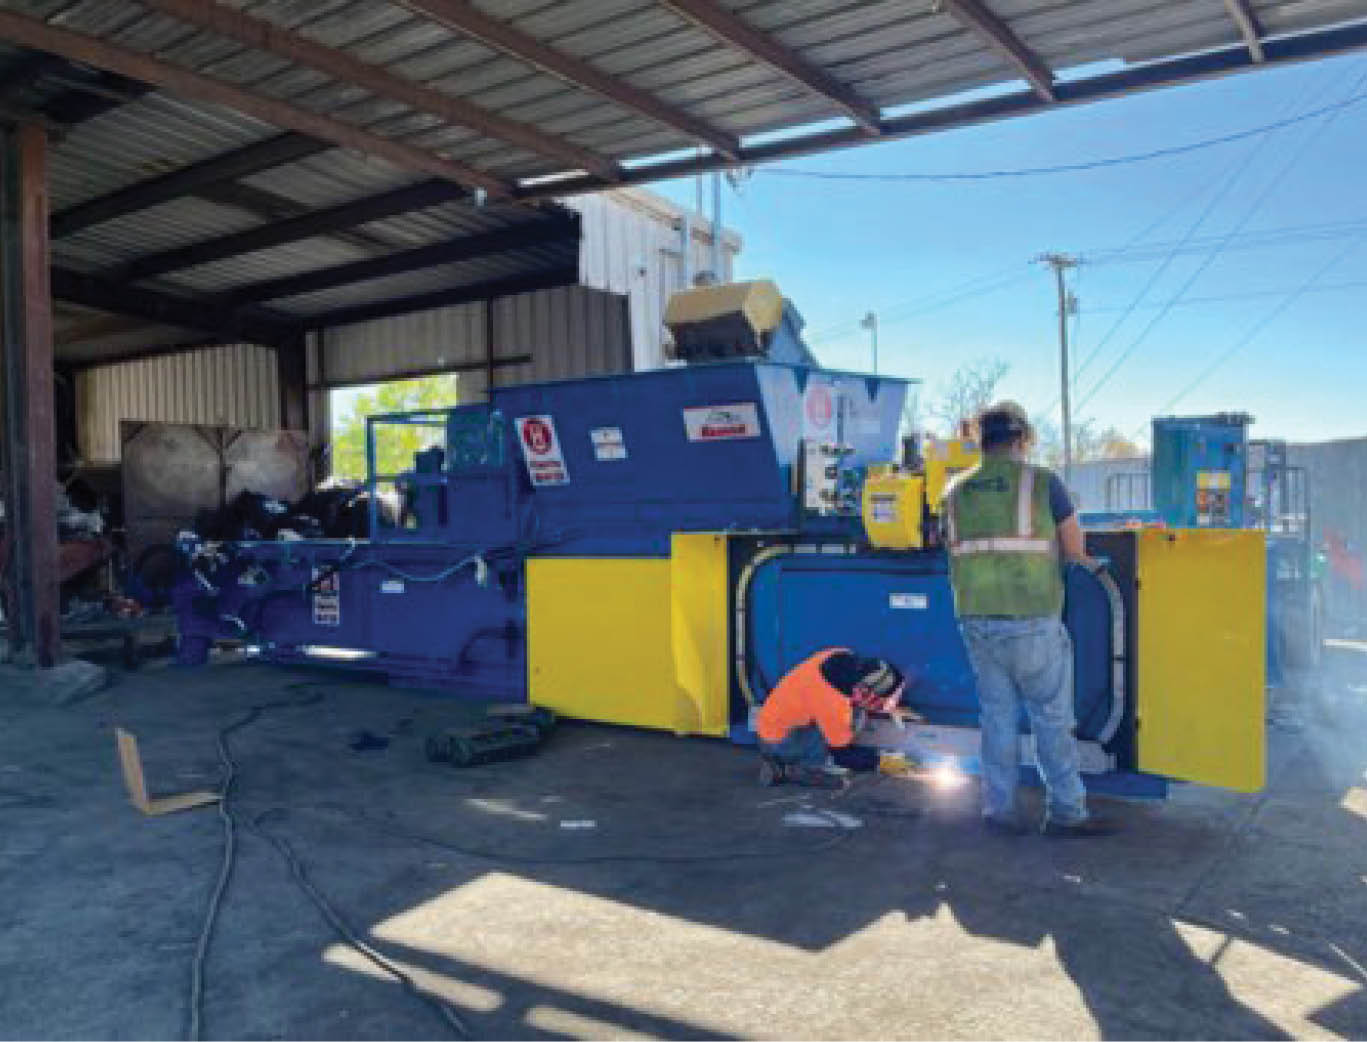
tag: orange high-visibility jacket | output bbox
[755,647,854,748]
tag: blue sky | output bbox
[649,51,1367,448]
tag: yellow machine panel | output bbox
[923,436,981,509]
[861,468,925,549]
[526,534,730,736]
[1135,528,1266,792]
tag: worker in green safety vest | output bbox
[941,401,1117,838]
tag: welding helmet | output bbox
[976,400,1034,450]
[850,658,905,713]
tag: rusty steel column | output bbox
[1,123,59,665]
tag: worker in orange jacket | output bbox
[755,648,905,787]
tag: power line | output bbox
[806,265,1031,347]
[756,91,1367,183]
[1141,233,1367,428]
[1082,278,1367,312]
[1073,63,1367,415]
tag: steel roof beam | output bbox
[50,132,328,237]
[657,0,881,134]
[1223,0,1267,62]
[297,263,579,330]
[936,0,1056,102]
[140,0,622,181]
[106,180,469,282]
[0,8,512,197]
[523,19,1367,200]
[217,216,580,306]
[50,267,297,347]
[396,0,741,160]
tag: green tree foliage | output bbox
[330,375,460,480]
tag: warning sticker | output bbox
[312,567,340,626]
[515,415,570,486]
[683,403,762,442]
[870,493,897,524]
[590,426,627,461]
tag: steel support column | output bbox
[1,123,59,665]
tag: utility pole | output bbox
[860,310,878,374]
[1037,253,1078,484]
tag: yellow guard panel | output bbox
[526,534,730,736]
[862,469,925,549]
[1135,528,1265,791]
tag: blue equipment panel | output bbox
[1151,414,1251,528]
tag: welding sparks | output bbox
[931,762,967,790]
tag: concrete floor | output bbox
[1,649,1366,1041]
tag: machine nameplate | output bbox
[889,593,928,610]
[380,580,404,594]
[515,415,570,486]
[682,403,761,442]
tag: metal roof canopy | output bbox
[0,0,1363,366]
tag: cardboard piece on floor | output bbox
[115,728,220,816]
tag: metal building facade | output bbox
[76,342,280,463]
[319,283,631,398]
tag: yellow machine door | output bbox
[1134,528,1266,792]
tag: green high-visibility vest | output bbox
[943,456,1063,618]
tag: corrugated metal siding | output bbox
[321,301,489,386]
[317,189,733,382]
[1067,457,1152,513]
[320,284,628,399]
[568,189,738,370]
[483,284,631,397]
[77,343,280,462]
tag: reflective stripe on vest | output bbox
[944,458,1064,618]
[950,467,1052,556]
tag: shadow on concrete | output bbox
[1,648,1365,1038]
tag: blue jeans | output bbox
[961,617,1088,825]
[760,724,829,768]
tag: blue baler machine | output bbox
[175,281,1266,796]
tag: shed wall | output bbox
[76,343,280,463]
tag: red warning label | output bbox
[515,415,570,486]
[682,403,762,442]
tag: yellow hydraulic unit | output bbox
[861,465,926,549]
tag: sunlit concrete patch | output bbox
[1174,920,1361,1039]
[322,943,503,1013]
[1341,787,1367,819]
[365,872,1109,1040]
[525,1004,658,1040]
[464,797,549,823]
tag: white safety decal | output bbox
[889,593,928,610]
[683,403,762,441]
[590,426,628,461]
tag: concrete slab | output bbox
[0,650,1364,1040]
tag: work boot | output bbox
[758,756,787,787]
[1041,816,1121,838]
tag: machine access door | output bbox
[1133,528,1266,792]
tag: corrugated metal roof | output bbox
[1,0,1361,362]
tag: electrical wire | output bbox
[1073,63,1367,416]
[188,691,325,1042]
[1080,277,1367,313]
[249,810,471,1039]
[1142,232,1367,425]
[756,89,1367,183]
